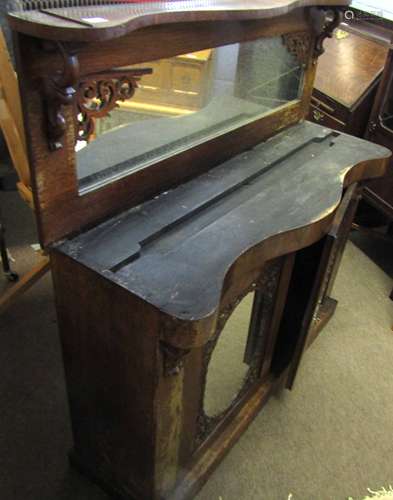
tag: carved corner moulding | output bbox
[310,7,343,59]
[42,42,80,151]
[41,42,152,150]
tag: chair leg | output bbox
[0,257,50,314]
[0,215,18,282]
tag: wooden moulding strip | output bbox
[169,370,289,500]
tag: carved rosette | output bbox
[160,341,191,377]
[282,32,312,67]
[195,259,283,448]
[75,69,151,142]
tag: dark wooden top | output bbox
[314,29,388,108]
[56,121,390,321]
[8,0,350,42]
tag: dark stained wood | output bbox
[364,47,393,225]
[10,2,393,499]
[8,0,350,42]
[362,185,393,221]
[50,252,159,500]
[26,14,311,77]
[285,182,360,388]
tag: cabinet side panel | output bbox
[50,251,159,499]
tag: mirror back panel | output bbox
[76,37,305,193]
[13,10,316,247]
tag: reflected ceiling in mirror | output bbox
[75,36,305,194]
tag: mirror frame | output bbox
[14,10,317,247]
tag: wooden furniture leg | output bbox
[0,204,18,282]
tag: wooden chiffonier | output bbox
[308,28,388,136]
[7,1,391,499]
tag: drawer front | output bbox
[312,90,350,123]
[308,103,348,133]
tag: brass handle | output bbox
[313,109,325,122]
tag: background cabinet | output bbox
[364,47,393,223]
[308,29,388,136]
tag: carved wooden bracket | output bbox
[160,341,191,377]
[310,7,343,59]
[282,32,312,67]
[75,68,152,142]
[41,41,152,151]
[42,43,80,151]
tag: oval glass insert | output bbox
[204,292,255,417]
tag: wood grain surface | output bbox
[314,29,388,108]
[8,0,350,42]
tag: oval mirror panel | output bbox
[204,292,255,417]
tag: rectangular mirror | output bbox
[75,36,305,194]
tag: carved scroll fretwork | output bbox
[160,341,191,377]
[42,42,80,151]
[282,32,312,67]
[75,68,152,142]
[195,258,283,448]
[311,7,343,59]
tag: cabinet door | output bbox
[286,183,360,389]
[365,49,393,214]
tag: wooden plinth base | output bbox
[68,298,337,500]
[69,369,290,500]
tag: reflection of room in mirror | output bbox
[204,292,254,418]
[75,37,304,193]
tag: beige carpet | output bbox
[1,191,393,500]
